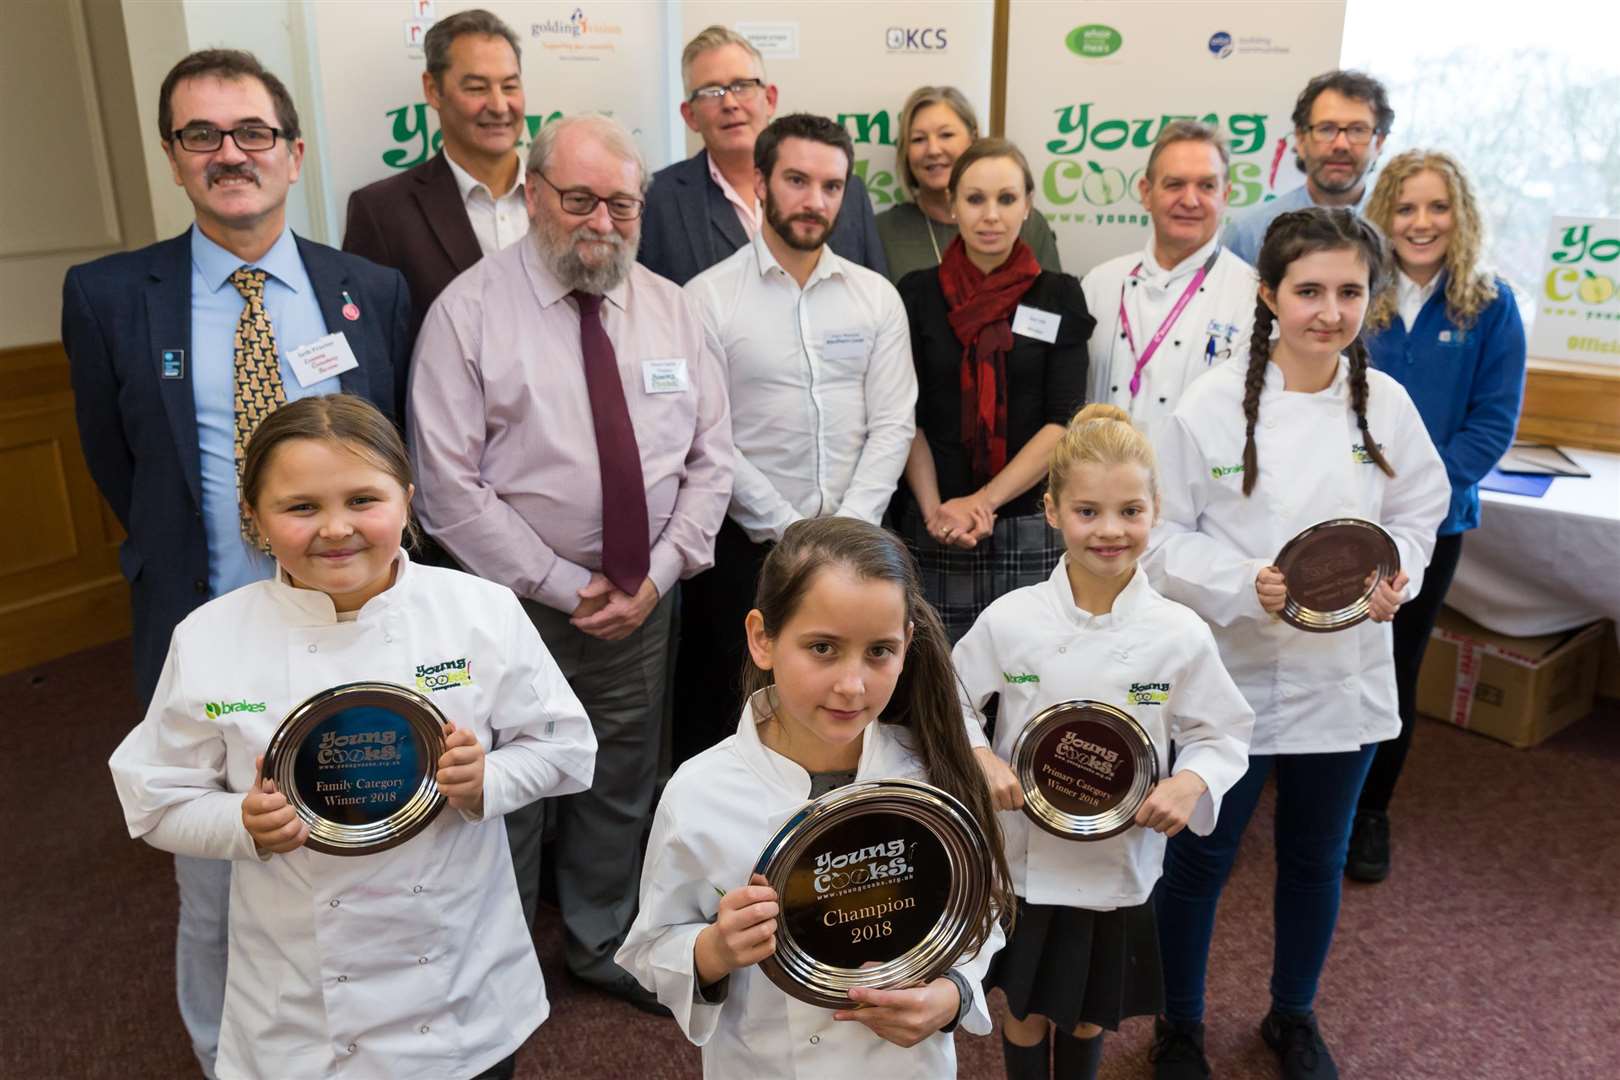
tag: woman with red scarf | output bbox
[897,138,1095,641]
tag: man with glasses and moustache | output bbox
[1224,70,1393,266]
[407,114,733,1014]
[61,49,412,1078]
[638,25,888,285]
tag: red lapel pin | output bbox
[341,290,360,322]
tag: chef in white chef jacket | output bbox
[616,693,1004,1080]
[1144,359,1450,756]
[109,552,597,1080]
[953,563,1254,908]
[1082,120,1257,430]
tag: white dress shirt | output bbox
[616,694,1002,1079]
[444,151,529,256]
[953,563,1253,908]
[685,230,917,543]
[1395,269,1443,330]
[109,553,597,1080]
[1081,234,1258,430]
[1143,357,1450,755]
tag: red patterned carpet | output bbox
[4,638,1616,1079]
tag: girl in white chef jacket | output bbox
[108,395,597,1080]
[616,517,1014,1080]
[1143,209,1449,1080]
[956,403,1254,1080]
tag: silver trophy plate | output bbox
[260,682,449,856]
[1274,518,1401,633]
[751,778,993,1009]
[1011,700,1158,841]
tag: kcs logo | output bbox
[886,27,948,52]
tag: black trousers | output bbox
[1358,531,1465,814]
[671,518,774,767]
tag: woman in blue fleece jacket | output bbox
[1349,149,1526,881]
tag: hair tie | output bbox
[1357,414,1370,430]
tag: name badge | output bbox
[286,332,360,388]
[642,358,689,394]
[1012,305,1060,343]
[821,330,870,362]
[161,349,185,379]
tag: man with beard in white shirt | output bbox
[1083,121,1258,430]
[674,113,917,766]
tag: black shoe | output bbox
[1345,810,1390,883]
[1260,1010,1338,1080]
[576,968,672,1018]
[1150,1016,1211,1079]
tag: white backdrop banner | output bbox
[1004,1,1346,277]
[680,1,994,216]
[306,0,673,238]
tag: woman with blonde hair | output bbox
[876,85,1063,283]
[1348,150,1526,884]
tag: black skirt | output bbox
[985,896,1164,1031]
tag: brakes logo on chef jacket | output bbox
[414,656,472,693]
[204,699,267,719]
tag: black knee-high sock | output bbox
[1002,1030,1051,1080]
[1053,1028,1104,1080]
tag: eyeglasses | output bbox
[533,171,644,221]
[688,78,766,105]
[170,124,285,153]
[1304,122,1378,146]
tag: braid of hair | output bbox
[1240,298,1273,496]
[1347,337,1397,479]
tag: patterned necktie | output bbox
[572,290,649,596]
[229,267,286,544]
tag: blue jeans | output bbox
[1157,744,1377,1021]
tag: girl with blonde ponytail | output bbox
[1141,207,1450,1080]
[954,404,1254,1080]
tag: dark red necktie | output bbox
[572,290,650,596]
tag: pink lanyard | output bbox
[1118,248,1221,397]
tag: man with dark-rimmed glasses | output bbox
[637,25,888,286]
[408,114,733,1016]
[61,48,411,1079]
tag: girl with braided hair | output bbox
[1140,208,1449,1080]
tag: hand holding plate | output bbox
[973,745,1025,811]
[834,979,961,1047]
[435,722,485,816]
[1133,770,1208,837]
[245,753,309,855]
[1256,565,1288,615]
[1366,569,1410,623]
[696,873,779,985]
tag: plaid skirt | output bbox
[898,503,1064,643]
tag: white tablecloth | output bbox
[1447,447,1620,637]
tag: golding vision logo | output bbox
[204,699,267,719]
[1208,32,1234,59]
[1066,24,1122,59]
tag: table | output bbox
[1446,447,1620,638]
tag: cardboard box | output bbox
[1416,607,1606,748]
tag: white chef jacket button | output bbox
[330,898,340,908]
[1058,646,1066,654]
[347,1043,357,1054]
[1265,418,1277,429]
[809,1035,820,1045]
[1342,677,1356,689]
[307,643,317,653]
[418,956,429,965]
[413,884,424,894]
[420,1024,430,1034]
[384,634,393,643]
[338,974,348,983]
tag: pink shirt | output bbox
[408,238,734,612]
[707,153,760,237]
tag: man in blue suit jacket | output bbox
[61,50,410,1079]
[638,25,887,285]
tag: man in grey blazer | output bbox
[637,25,887,286]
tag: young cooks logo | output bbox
[1545,223,1620,311]
[204,699,266,719]
[1351,442,1386,465]
[812,838,913,895]
[381,104,562,170]
[1065,24,1122,59]
[415,656,472,694]
[316,728,401,765]
[1128,681,1170,706]
[1053,731,1120,779]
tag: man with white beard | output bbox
[408,113,734,1013]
